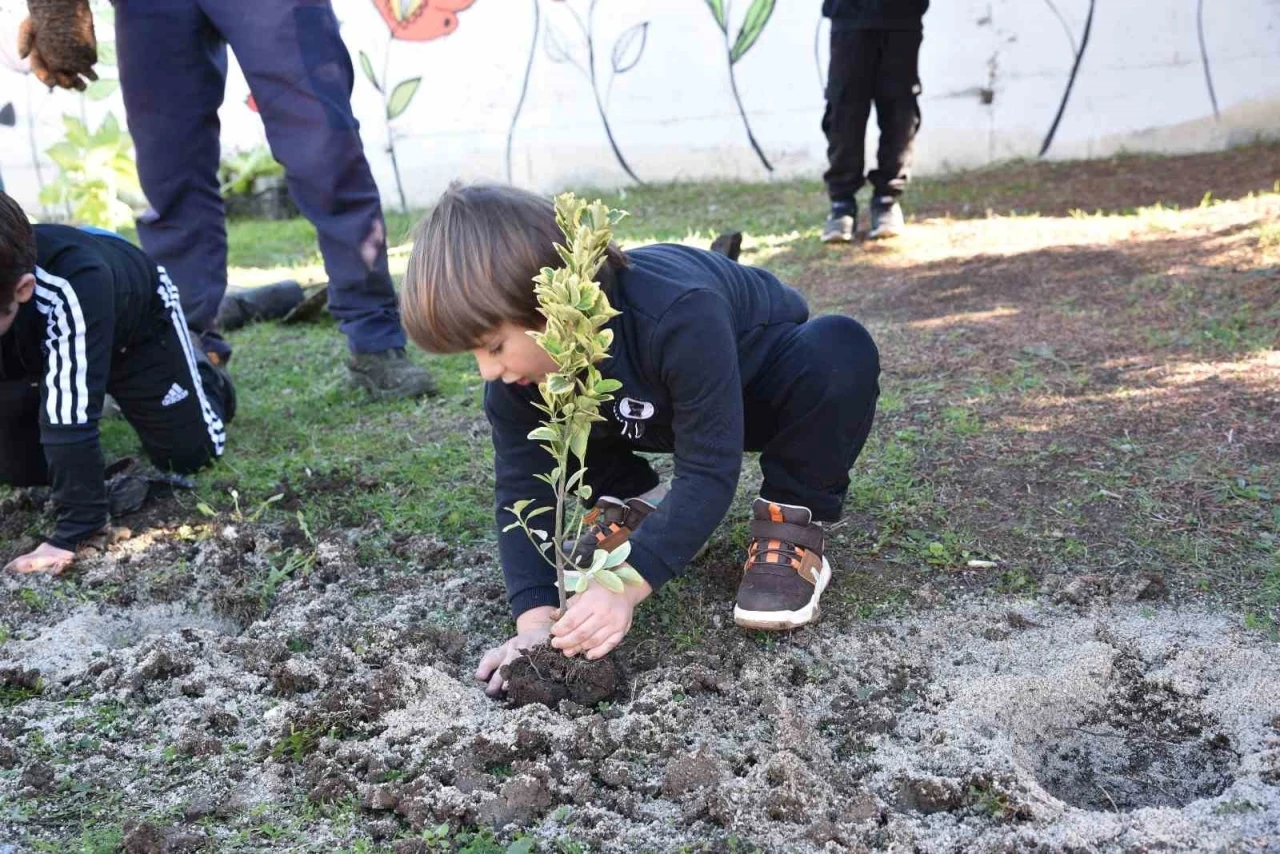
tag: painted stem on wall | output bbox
[706,0,776,173]
[1196,0,1220,120]
[1039,0,1095,157]
[546,0,646,185]
[507,0,541,183]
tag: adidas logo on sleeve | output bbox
[161,382,190,407]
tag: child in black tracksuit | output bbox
[0,192,234,575]
[820,0,928,243]
[399,185,880,696]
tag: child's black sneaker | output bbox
[820,202,857,244]
[564,495,657,566]
[868,196,904,239]
[734,498,831,630]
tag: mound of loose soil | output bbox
[502,644,623,709]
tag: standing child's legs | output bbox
[115,0,232,362]
[0,380,48,487]
[734,315,880,629]
[821,30,879,243]
[867,29,923,239]
[110,269,234,475]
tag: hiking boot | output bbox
[710,231,743,261]
[564,495,657,567]
[348,348,438,401]
[734,498,832,631]
[821,204,856,244]
[868,196,905,239]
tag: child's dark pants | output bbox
[114,0,405,360]
[585,315,880,522]
[0,296,233,489]
[822,28,923,202]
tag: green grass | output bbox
[33,147,1280,644]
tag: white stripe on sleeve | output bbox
[33,266,90,426]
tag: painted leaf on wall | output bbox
[611,22,648,74]
[730,0,776,64]
[544,20,575,65]
[386,77,421,120]
[705,0,727,32]
[97,42,116,66]
[359,51,381,93]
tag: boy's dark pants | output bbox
[0,311,233,490]
[587,315,880,522]
[822,28,923,202]
[113,0,405,361]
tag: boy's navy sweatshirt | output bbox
[0,225,161,550]
[486,243,810,618]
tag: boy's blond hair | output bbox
[401,183,628,354]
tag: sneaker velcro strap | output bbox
[750,519,824,554]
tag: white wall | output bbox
[2,0,1278,214]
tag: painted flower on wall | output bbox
[362,0,477,211]
[373,0,475,42]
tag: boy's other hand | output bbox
[550,574,652,660]
[475,607,556,698]
[4,542,76,575]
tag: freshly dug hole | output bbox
[1030,721,1235,810]
[1016,645,1239,811]
[501,643,622,708]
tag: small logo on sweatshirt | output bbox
[615,396,655,439]
[161,383,189,407]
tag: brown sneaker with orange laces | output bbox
[564,495,657,568]
[733,498,832,630]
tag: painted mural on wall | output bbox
[0,0,1276,212]
[358,0,476,211]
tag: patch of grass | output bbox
[270,725,325,762]
[29,825,124,854]
[0,676,42,707]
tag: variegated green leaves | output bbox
[502,193,645,609]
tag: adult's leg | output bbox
[868,29,923,199]
[743,316,880,522]
[110,268,232,475]
[822,29,880,204]
[204,0,404,354]
[0,380,49,487]
[114,0,232,361]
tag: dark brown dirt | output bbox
[501,642,623,708]
[914,142,1280,220]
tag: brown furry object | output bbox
[19,0,98,91]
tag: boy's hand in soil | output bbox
[551,574,652,660]
[475,606,556,697]
[4,542,76,575]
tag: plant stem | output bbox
[583,0,642,185]
[554,438,569,613]
[507,0,541,183]
[727,51,773,172]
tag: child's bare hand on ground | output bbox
[475,606,556,697]
[551,575,652,660]
[4,542,75,575]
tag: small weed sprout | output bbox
[502,193,646,613]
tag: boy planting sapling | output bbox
[401,185,879,697]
